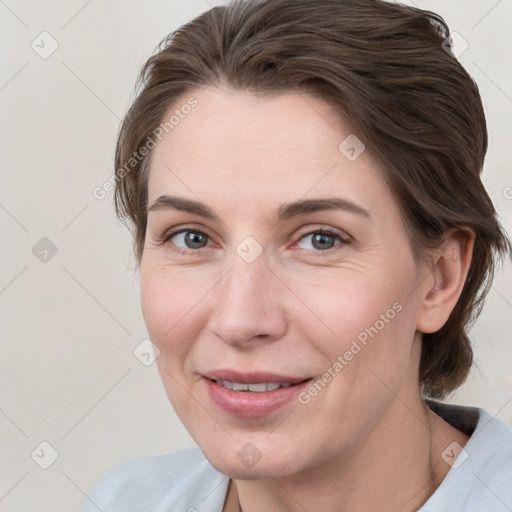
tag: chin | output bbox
[198,437,306,480]
[207,452,294,480]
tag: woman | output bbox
[80,0,512,510]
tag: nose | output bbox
[208,250,288,348]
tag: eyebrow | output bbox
[147,195,371,221]
[148,195,220,219]
[278,197,371,220]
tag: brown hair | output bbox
[114,0,510,399]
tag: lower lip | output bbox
[204,378,311,417]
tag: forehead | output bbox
[152,86,351,163]
[147,86,391,216]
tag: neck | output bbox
[225,393,468,512]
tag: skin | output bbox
[140,85,474,512]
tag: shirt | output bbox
[79,401,512,511]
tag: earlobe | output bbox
[416,228,475,334]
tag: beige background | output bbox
[1,0,511,510]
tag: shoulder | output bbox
[79,446,230,512]
[465,407,512,508]
[422,403,512,511]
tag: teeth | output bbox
[216,380,294,392]
[248,383,267,392]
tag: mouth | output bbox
[202,371,313,417]
[211,380,295,392]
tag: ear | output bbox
[416,228,475,334]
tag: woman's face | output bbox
[141,86,428,479]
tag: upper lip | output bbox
[203,370,311,384]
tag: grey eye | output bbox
[172,230,209,249]
[297,232,340,251]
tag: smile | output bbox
[214,380,293,392]
[203,373,312,417]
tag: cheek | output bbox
[289,266,403,345]
[288,259,418,390]
[140,270,171,340]
[140,266,212,354]
[139,267,212,416]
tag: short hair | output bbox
[113,0,511,399]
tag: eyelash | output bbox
[296,227,350,254]
[157,225,351,256]
[157,226,210,256]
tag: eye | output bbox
[164,227,211,250]
[296,229,348,251]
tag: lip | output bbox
[202,370,312,417]
[203,370,309,385]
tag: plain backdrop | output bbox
[1,1,511,510]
